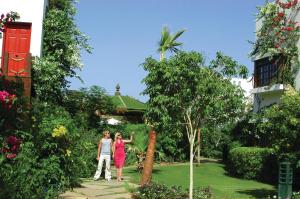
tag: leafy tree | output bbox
[142,51,246,198]
[141,26,185,186]
[32,0,92,102]
[258,88,300,162]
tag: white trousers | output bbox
[94,154,111,180]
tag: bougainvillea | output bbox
[251,0,300,85]
[0,11,20,37]
[0,90,16,109]
[1,135,21,159]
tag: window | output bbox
[254,57,282,87]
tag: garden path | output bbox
[59,177,136,199]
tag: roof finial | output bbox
[115,83,121,96]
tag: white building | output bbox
[252,2,300,112]
[0,0,48,96]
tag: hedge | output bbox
[227,147,277,182]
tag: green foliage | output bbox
[62,86,114,129]
[32,57,66,102]
[209,51,248,78]
[32,0,91,102]
[122,124,149,168]
[156,127,188,162]
[142,51,246,162]
[143,51,243,128]
[132,182,213,199]
[0,101,101,198]
[227,147,277,182]
[258,89,300,157]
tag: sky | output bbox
[70,0,265,102]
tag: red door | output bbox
[2,23,32,77]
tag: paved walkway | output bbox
[59,177,136,199]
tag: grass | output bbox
[123,162,276,199]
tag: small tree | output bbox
[141,26,185,186]
[142,51,247,199]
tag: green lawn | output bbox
[123,162,276,199]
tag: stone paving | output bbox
[59,177,136,199]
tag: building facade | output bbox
[0,0,48,97]
[252,2,300,112]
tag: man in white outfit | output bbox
[93,130,112,181]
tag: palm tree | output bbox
[140,26,185,186]
[158,26,185,61]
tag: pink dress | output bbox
[114,140,126,168]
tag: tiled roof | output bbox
[111,95,146,112]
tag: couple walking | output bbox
[93,130,133,182]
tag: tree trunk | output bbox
[197,128,201,166]
[140,127,156,186]
[189,139,194,199]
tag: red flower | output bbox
[6,153,16,159]
[278,12,285,17]
[281,26,294,31]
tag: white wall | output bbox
[231,78,253,98]
[0,0,48,62]
[253,90,284,112]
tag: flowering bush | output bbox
[1,135,21,159]
[251,0,300,85]
[52,125,68,138]
[0,90,16,109]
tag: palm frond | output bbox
[170,29,185,43]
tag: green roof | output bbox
[111,95,146,111]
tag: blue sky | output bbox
[70,0,264,102]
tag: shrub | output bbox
[227,147,277,182]
[132,182,213,199]
[0,101,100,198]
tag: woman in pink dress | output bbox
[113,132,133,182]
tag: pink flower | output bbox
[11,145,19,152]
[6,153,16,159]
[0,90,9,102]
